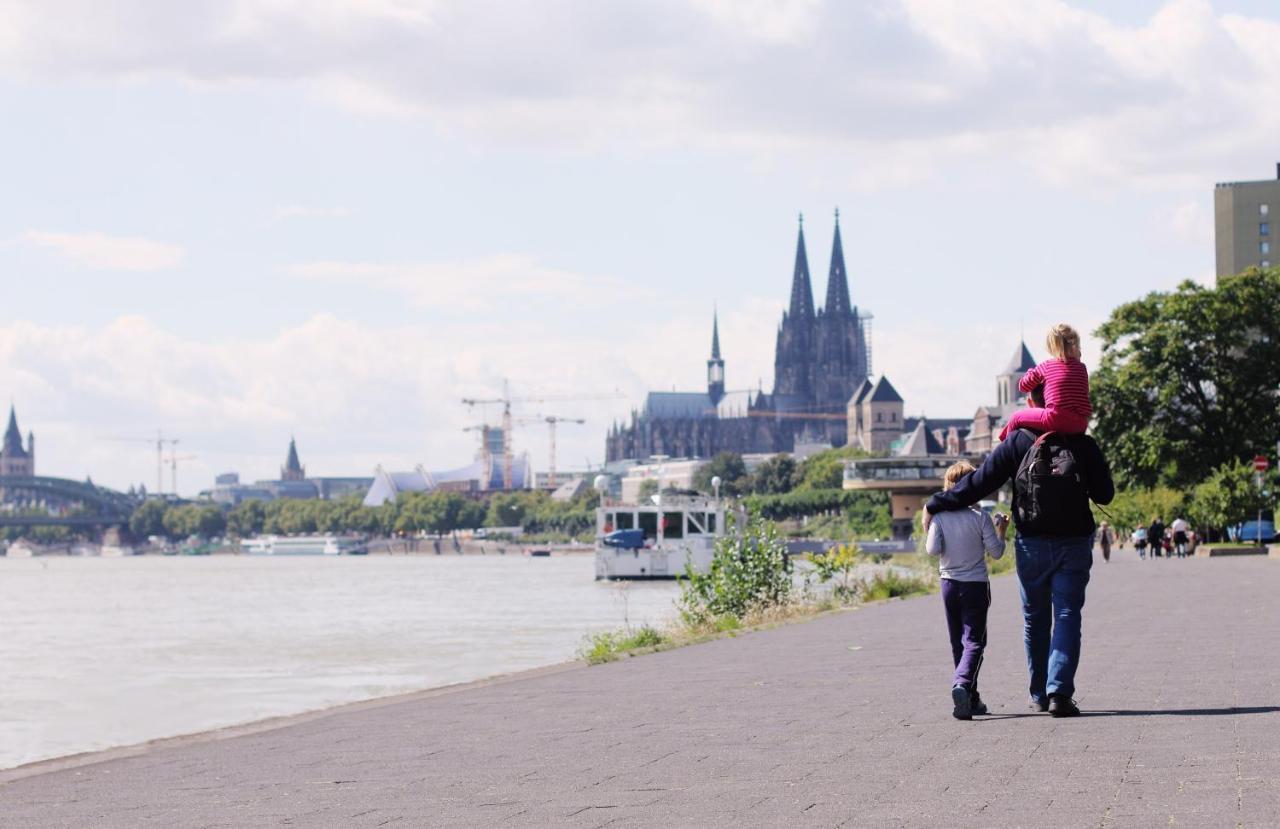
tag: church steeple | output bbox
[281,436,305,481]
[3,405,25,458]
[707,308,725,407]
[788,213,815,320]
[824,207,851,317]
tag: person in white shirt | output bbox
[1170,517,1190,558]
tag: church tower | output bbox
[281,436,306,481]
[0,405,34,477]
[772,214,816,403]
[707,309,725,407]
[814,209,870,441]
[997,341,1036,409]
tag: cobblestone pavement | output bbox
[3,553,1279,828]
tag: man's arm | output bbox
[1077,436,1115,505]
[1017,364,1045,395]
[926,433,1027,514]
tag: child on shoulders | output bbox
[998,323,1091,441]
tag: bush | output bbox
[578,625,666,664]
[678,513,793,623]
[860,570,935,601]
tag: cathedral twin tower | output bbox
[607,211,871,461]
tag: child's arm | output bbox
[1017,363,1045,395]
[984,514,1006,558]
[925,520,944,556]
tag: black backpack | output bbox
[1013,430,1091,535]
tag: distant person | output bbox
[1097,521,1113,562]
[998,323,1092,442]
[1133,526,1147,559]
[925,391,1114,718]
[1147,516,1165,559]
[1171,516,1190,558]
[925,461,1009,720]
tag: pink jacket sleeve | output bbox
[1018,364,1045,394]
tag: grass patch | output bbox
[860,570,937,601]
[578,625,667,665]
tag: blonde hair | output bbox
[943,460,976,491]
[1046,323,1082,360]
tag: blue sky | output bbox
[1,0,1277,493]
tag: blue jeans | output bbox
[1015,534,1093,702]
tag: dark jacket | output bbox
[926,430,1114,537]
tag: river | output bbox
[0,554,680,770]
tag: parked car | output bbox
[1238,520,1277,543]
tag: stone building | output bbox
[0,405,35,477]
[606,212,871,462]
[968,341,1038,455]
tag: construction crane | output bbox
[104,429,180,495]
[510,415,585,489]
[168,450,198,498]
[462,381,623,490]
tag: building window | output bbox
[1263,241,1271,255]
[1264,204,1271,216]
[1263,222,1271,236]
[876,412,882,423]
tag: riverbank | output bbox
[5,554,1278,826]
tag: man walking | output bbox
[923,428,1113,717]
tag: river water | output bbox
[0,554,680,770]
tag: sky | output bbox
[1,0,1278,494]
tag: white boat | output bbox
[100,544,137,557]
[5,540,37,558]
[240,535,369,556]
[594,494,727,580]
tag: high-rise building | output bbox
[1214,164,1280,280]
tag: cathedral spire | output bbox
[788,213,815,320]
[710,307,721,360]
[707,308,726,407]
[824,207,851,317]
[3,404,24,457]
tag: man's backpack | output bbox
[1013,430,1090,535]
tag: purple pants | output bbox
[941,579,991,690]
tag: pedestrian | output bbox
[1098,521,1113,562]
[1171,516,1190,558]
[924,405,1114,718]
[925,461,1009,720]
[1133,526,1147,559]
[1148,516,1165,558]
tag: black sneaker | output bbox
[1048,694,1080,717]
[970,691,989,716]
[951,685,972,720]
[1029,698,1049,712]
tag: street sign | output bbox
[1254,455,1270,472]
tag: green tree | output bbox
[677,512,793,623]
[227,499,266,537]
[748,455,798,494]
[637,479,659,500]
[692,452,748,495]
[129,498,168,539]
[1189,462,1275,540]
[1093,268,1280,488]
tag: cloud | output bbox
[271,205,352,221]
[0,1,1276,188]
[285,255,631,312]
[21,230,184,271]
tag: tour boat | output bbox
[240,535,369,556]
[594,494,727,580]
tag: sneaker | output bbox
[1029,698,1049,712]
[951,685,972,720]
[970,691,989,716]
[1048,694,1080,718]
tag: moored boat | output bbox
[594,493,727,580]
[240,534,369,556]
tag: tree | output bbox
[1189,462,1275,540]
[637,479,659,500]
[227,499,266,537]
[748,455,798,494]
[692,452,748,495]
[129,498,168,539]
[1093,268,1280,488]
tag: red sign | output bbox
[1254,455,1270,472]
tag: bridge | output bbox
[842,456,969,539]
[0,476,136,528]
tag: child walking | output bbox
[925,461,1009,720]
[998,323,1092,441]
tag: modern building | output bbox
[606,212,872,461]
[0,405,35,477]
[362,454,533,507]
[1215,164,1280,279]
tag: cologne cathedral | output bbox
[606,212,871,462]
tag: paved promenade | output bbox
[4,553,1280,827]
